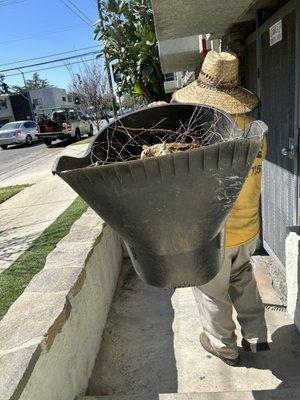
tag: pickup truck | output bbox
[36,109,93,146]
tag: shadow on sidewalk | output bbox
[87,261,178,398]
[0,229,37,270]
[240,324,300,397]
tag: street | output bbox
[0,139,77,187]
[0,140,89,271]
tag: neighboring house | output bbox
[164,72,183,94]
[1,87,83,124]
[152,0,300,330]
[162,35,221,94]
[0,95,14,126]
[0,93,33,126]
[29,87,75,114]
[158,32,221,76]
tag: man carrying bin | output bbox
[172,51,270,366]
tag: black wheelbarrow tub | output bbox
[53,104,267,288]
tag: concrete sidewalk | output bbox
[0,144,88,272]
[86,256,300,399]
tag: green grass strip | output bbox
[72,136,93,145]
[0,196,88,320]
[0,184,29,204]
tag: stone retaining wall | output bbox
[0,208,123,400]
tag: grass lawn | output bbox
[0,196,88,320]
[0,184,29,204]
[73,136,94,145]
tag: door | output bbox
[25,121,38,139]
[258,2,299,270]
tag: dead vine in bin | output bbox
[89,88,246,166]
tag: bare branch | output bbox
[67,59,113,131]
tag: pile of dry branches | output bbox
[89,106,239,166]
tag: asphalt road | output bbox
[0,121,106,186]
[0,138,74,185]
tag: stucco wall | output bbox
[29,87,74,109]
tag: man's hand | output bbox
[147,101,168,108]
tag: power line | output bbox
[0,0,27,7]
[0,45,99,67]
[4,57,99,77]
[64,0,93,24]
[59,0,93,27]
[0,25,86,46]
[0,51,100,73]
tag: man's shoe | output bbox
[241,338,270,352]
[199,332,240,367]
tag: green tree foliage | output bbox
[120,93,145,110]
[11,73,51,93]
[94,0,167,102]
[25,73,51,89]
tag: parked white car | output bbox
[0,121,39,150]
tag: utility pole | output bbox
[18,69,35,121]
[97,0,118,118]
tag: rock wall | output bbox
[0,208,123,400]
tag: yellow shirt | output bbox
[225,115,267,248]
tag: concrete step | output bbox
[82,388,300,400]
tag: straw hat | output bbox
[173,51,259,114]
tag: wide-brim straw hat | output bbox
[173,51,259,114]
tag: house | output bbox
[152,0,300,330]
[162,35,222,94]
[29,87,75,113]
[163,72,182,93]
[0,95,14,126]
[0,93,34,126]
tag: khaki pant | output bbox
[193,236,267,359]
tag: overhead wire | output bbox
[4,57,99,77]
[0,25,86,45]
[0,0,27,7]
[58,0,93,27]
[63,0,93,24]
[0,51,100,73]
[0,45,100,67]
[1,0,99,82]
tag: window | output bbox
[23,122,36,128]
[33,98,43,106]
[67,95,73,102]
[0,122,22,130]
[69,111,77,120]
[164,73,175,82]
[62,96,66,102]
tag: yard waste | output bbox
[53,104,267,288]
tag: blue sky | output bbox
[0,0,103,90]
